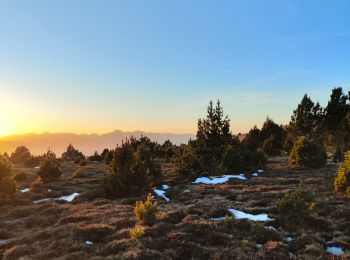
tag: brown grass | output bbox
[0,159,349,259]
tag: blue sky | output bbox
[0,0,349,136]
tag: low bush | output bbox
[0,154,17,201]
[221,145,267,173]
[276,184,314,229]
[174,145,201,176]
[62,144,84,162]
[14,171,27,182]
[24,155,40,168]
[73,168,88,178]
[334,151,350,195]
[333,147,345,163]
[262,134,281,156]
[89,151,102,162]
[134,193,158,224]
[38,150,62,183]
[289,136,327,168]
[102,140,161,198]
[130,224,145,240]
[30,177,44,191]
[79,159,87,166]
[10,146,31,165]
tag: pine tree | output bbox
[290,94,322,136]
[324,87,349,133]
[196,100,232,166]
[10,146,31,165]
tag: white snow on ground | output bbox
[283,236,293,242]
[0,239,9,246]
[326,246,344,256]
[58,193,79,202]
[20,188,30,193]
[265,225,277,231]
[252,173,258,177]
[85,241,93,245]
[162,184,170,190]
[258,169,264,173]
[192,174,247,184]
[154,189,170,202]
[228,208,273,221]
[255,244,263,248]
[33,193,79,204]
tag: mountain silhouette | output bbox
[0,130,194,156]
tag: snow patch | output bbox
[85,240,93,245]
[20,188,30,193]
[283,236,293,242]
[154,189,170,202]
[326,246,344,256]
[257,169,264,173]
[252,173,258,177]
[255,244,263,248]
[33,192,79,204]
[228,208,273,221]
[58,193,79,202]
[193,174,246,184]
[162,184,170,190]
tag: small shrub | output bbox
[134,193,158,224]
[14,171,27,182]
[333,147,344,163]
[73,168,87,178]
[62,144,84,162]
[89,151,102,162]
[334,151,350,195]
[10,146,31,165]
[130,224,145,240]
[30,178,44,191]
[79,159,87,166]
[0,154,17,201]
[289,136,327,168]
[221,145,267,173]
[262,134,281,156]
[174,145,201,176]
[102,139,161,198]
[24,156,40,168]
[277,184,314,229]
[38,150,62,183]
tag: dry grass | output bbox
[0,158,349,259]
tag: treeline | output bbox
[1,86,349,202]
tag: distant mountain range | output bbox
[0,130,195,156]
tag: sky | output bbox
[0,0,349,136]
